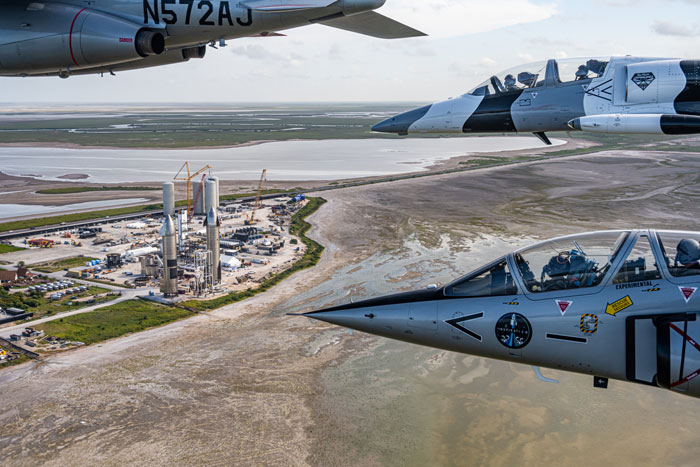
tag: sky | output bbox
[4,0,700,103]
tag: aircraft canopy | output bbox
[465,57,609,97]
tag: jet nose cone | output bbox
[567,118,582,131]
[371,117,397,134]
[300,307,376,330]
[371,104,432,135]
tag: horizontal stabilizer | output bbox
[317,11,427,39]
[242,0,336,11]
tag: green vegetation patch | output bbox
[0,244,24,254]
[219,188,296,202]
[0,203,168,233]
[31,256,99,273]
[37,186,160,195]
[0,286,111,321]
[182,197,326,311]
[35,299,195,345]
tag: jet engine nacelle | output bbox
[568,114,700,135]
[0,3,164,75]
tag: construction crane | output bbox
[173,161,211,221]
[245,169,267,225]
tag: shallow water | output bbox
[0,197,149,219]
[0,137,561,183]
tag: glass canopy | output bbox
[465,57,609,97]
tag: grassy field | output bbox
[35,299,195,345]
[0,244,24,254]
[36,186,160,195]
[30,256,99,273]
[0,203,168,233]
[181,197,326,311]
[0,285,112,320]
[0,104,413,148]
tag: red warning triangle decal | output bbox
[555,300,572,316]
[679,286,697,303]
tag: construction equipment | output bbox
[245,169,267,226]
[173,161,211,222]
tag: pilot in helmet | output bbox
[675,239,700,269]
[504,74,518,91]
[542,252,570,281]
[575,65,589,80]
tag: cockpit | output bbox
[465,57,609,97]
[443,230,680,297]
[513,231,627,293]
[444,230,700,298]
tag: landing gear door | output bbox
[656,314,700,393]
[626,314,698,391]
[626,316,658,385]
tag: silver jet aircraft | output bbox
[0,0,424,77]
[297,229,700,398]
[372,56,700,144]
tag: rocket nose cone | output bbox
[160,215,176,235]
[567,118,582,131]
[207,206,217,221]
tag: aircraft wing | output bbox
[241,0,336,11]
[316,11,427,39]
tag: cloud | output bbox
[229,44,304,67]
[379,0,557,38]
[652,20,700,37]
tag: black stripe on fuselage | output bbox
[305,287,452,314]
[674,60,700,116]
[661,114,700,134]
[462,89,523,133]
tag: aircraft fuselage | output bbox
[301,229,700,399]
[373,57,700,140]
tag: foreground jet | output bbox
[372,56,700,144]
[299,229,700,398]
[0,0,424,78]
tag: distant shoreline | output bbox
[0,140,276,151]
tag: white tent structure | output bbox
[221,255,241,270]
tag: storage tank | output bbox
[160,215,178,296]
[162,182,175,217]
[209,175,220,207]
[192,179,206,215]
[205,178,217,213]
[124,246,159,258]
[205,207,221,283]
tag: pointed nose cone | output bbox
[206,206,219,226]
[302,308,373,330]
[159,215,176,236]
[567,118,582,131]
[371,104,432,135]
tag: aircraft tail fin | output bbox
[315,11,427,39]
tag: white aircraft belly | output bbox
[408,95,483,133]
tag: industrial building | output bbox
[1,165,307,302]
